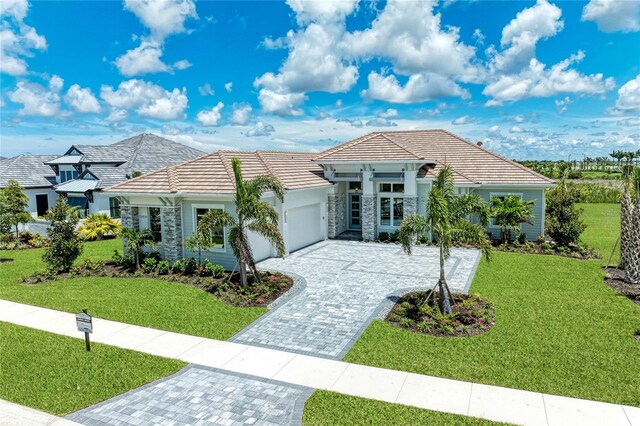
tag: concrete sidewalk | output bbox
[1,299,638,426]
[0,399,81,426]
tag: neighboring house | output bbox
[0,155,58,217]
[2,133,205,218]
[105,130,555,267]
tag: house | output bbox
[0,155,58,217]
[104,129,555,266]
[1,133,205,218]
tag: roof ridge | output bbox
[166,167,180,193]
[439,129,555,184]
[125,133,145,176]
[255,151,278,177]
[313,132,378,161]
[217,152,236,189]
[378,133,424,159]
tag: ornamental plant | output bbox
[42,197,83,273]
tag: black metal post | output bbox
[83,309,91,351]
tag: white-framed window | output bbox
[149,207,162,242]
[192,204,225,250]
[489,192,524,228]
[379,196,404,227]
[59,170,79,183]
[109,197,121,218]
[379,183,404,193]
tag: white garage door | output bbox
[288,203,323,252]
[247,231,272,262]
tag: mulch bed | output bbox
[22,262,293,308]
[386,291,495,337]
[604,266,640,306]
[494,241,600,260]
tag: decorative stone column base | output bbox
[327,193,347,238]
[403,196,418,218]
[120,205,139,256]
[362,195,377,241]
[161,206,183,263]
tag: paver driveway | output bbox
[232,240,481,358]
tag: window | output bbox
[109,197,121,218]
[59,170,79,183]
[149,207,162,242]
[194,207,225,249]
[379,196,404,227]
[379,183,404,193]
[348,181,362,191]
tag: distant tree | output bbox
[490,195,535,243]
[121,228,156,269]
[42,197,83,272]
[131,171,144,178]
[0,180,32,238]
[545,179,586,247]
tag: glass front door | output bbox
[349,193,362,230]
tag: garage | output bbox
[287,203,324,252]
[247,231,273,262]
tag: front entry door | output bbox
[349,194,362,230]
[36,194,48,217]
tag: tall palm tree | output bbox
[199,157,286,286]
[398,165,492,314]
[490,195,535,243]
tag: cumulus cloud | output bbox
[337,118,364,127]
[614,75,640,111]
[115,0,198,76]
[377,108,398,118]
[105,107,128,122]
[230,103,252,125]
[246,121,275,137]
[257,88,305,116]
[582,0,640,33]
[196,101,224,126]
[224,82,233,92]
[365,117,397,127]
[198,83,215,96]
[0,0,47,76]
[64,84,101,113]
[510,125,525,133]
[100,79,188,120]
[361,71,468,104]
[9,75,63,116]
[451,115,476,125]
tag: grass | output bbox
[345,203,640,406]
[303,391,507,425]
[0,322,185,415]
[578,203,620,264]
[0,238,266,340]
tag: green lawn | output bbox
[578,203,620,264]
[345,203,640,406]
[303,391,507,425]
[0,322,185,415]
[0,238,265,340]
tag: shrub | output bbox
[171,259,185,274]
[112,250,134,269]
[42,197,82,273]
[83,257,105,274]
[156,260,170,275]
[378,232,389,242]
[183,257,197,275]
[389,231,400,243]
[77,213,122,240]
[200,259,225,278]
[121,228,156,269]
[546,181,586,247]
[0,179,31,238]
[416,234,431,245]
[142,257,158,274]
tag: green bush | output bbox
[142,257,158,274]
[171,259,185,274]
[378,232,389,242]
[156,260,170,275]
[112,250,134,269]
[416,234,431,245]
[546,182,586,248]
[42,197,82,273]
[200,259,225,278]
[183,257,197,275]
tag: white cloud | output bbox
[472,28,485,45]
[230,103,252,125]
[9,75,63,116]
[173,59,192,70]
[615,75,640,111]
[488,0,563,74]
[554,96,572,114]
[582,0,640,33]
[256,88,305,116]
[224,82,233,92]
[245,121,275,137]
[487,125,501,137]
[100,79,188,120]
[64,84,101,113]
[377,108,398,118]
[451,115,476,125]
[361,71,468,104]
[286,0,358,25]
[510,125,525,133]
[105,107,128,122]
[198,83,215,96]
[365,117,397,127]
[337,118,364,127]
[115,41,170,76]
[0,0,47,76]
[196,101,224,126]
[483,51,615,105]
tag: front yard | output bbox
[345,203,640,406]
[0,238,266,340]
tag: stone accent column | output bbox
[327,194,339,238]
[403,196,418,218]
[362,195,377,241]
[161,206,183,263]
[120,205,139,230]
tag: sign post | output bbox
[76,309,93,351]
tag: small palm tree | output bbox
[77,213,122,240]
[198,157,285,286]
[121,228,156,269]
[399,165,492,314]
[490,195,535,243]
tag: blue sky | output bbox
[1,0,639,160]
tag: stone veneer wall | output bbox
[161,206,183,263]
[362,195,377,241]
[403,196,418,218]
[327,193,347,238]
[120,205,139,256]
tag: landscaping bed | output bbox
[493,238,600,260]
[386,291,495,337]
[604,266,640,306]
[0,231,49,250]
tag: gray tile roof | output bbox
[0,155,57,188]
[54,179,98,193]
[44,155,83,165]
[80,165,129,189]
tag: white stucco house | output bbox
[105,130,555,267]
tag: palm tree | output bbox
[198,157,286,286]
[121,228,156,269]
[398,165,492,314]
[490,195,535,243]
[77,213,122,240]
